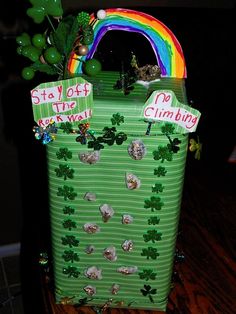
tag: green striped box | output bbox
[47,72,188,311]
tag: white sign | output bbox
[142,90,201,133]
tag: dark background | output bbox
[0,2,235,311]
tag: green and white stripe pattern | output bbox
[46,73,189,311]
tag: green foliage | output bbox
[31,60,58,75]
[57,185,77,200]
[144,196,164,212]
[139,269,157,281]
[61,235,79,247]
[62,219,76,230]
[153,146,173,163]
[63,206,75,215]
[148,217,160,225]
[154,166,167,177]
[141,247,159,260]
[63,266,80,278]
[56,148,72,161]
[55,164,74,180]
[152,183,164,193]
[62,250,80,262]
[143,230,162,243]
[140,284,157,303]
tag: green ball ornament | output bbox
[44,47,62,64]
[84,58,102,76]
[32,34,46,49]
[21,67,35,80]
[16,32,31,46]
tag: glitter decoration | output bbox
[85,245,95,254]
[128,140,146,160]
[76,122,93,144]
[125,173,141,190]
[83,223,100,234]
[85,266,102,280]
[122,214,133,224]
[84,192,96,201]
[33,120,57,144]
[117,266,138,275]
[103,246,117,262]
[111,284,120,295]
[39,252,48,265]
[99,204,114,222]
[84,285,96,296]
[121,240,134,252]
[79,150,100,164]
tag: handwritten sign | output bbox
[142,90,201,133]
[31,77,93,126]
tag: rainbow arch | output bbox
[68,8,187,78]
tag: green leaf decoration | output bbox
[61,235,79,247]
[26,0,63,24]
[62,219,76,230]
[63,266,80,278]
[55,164,74,180]
[143,230,162,243]
[154,166,167,177]
[60,122,73,134]
[87,138,104,150]
[51,15,75,55]
[148,217,160,225]
[141,247,159,260]
[115,132,127,145]
[153,146,173,163]
[56,148,72,160]
[144,196,164,212]
[102,127,117,145]
[57,185,77,200]
[139,269,157,281]
[167,137,181,153]
[62,250,80,263]
[31,61,58,75]
[161,123,175,135]
[65,15,81,58]
[87,121,127,150]
[140,284,157,303]
[63,206,75,215]
[152,183,164,193]
[111,113,124,126]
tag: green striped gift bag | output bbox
[45,72,196,311]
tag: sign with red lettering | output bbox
[142,90,201,133]
[31,77,93,126]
